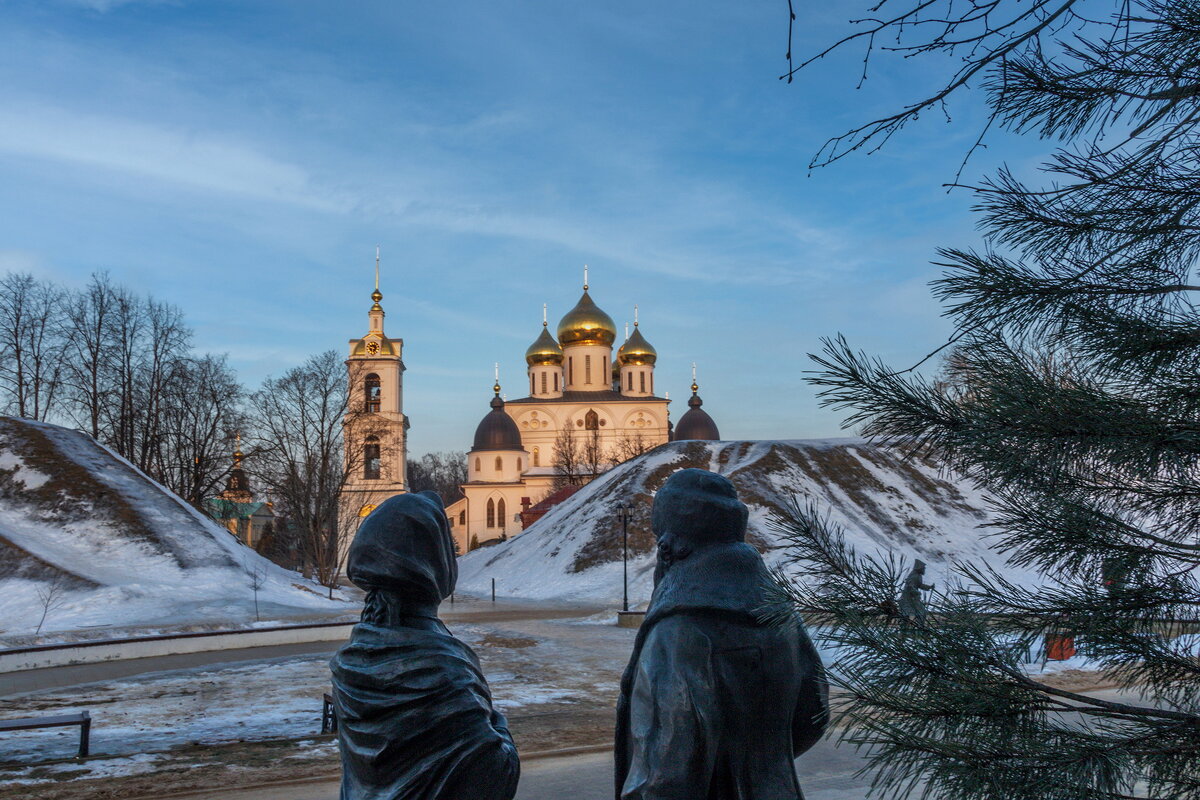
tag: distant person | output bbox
[898,560,935,623]
[615,469,829,800]
[331,492,519,800]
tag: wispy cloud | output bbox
[0,104,341,211]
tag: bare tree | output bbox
[0,274,62,421]
[246,560,266,623]
[248,351,374,596]
[60,272,117,439]
[552,423,583,488]
[609,431,650,467]
[157,354,245,507]
[33,575,69,636]
[134,298,190,475]
[581,427,604,479]
[407,451,467,505]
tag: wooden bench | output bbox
[0,711,91,758]
[321,693,338,735]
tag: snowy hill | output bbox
[458,439,1038,605]
[0,417,352,642]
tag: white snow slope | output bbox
[0,417,351,641]
[458,438,1039,605]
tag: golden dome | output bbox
[617,324,656,366]
[525,324,564,366]
[557,289,616,347]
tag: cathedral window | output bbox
[487,498,495,528]
[554,373,559,391]
[459,510,466,525]
[650,373,653,394]
[475,457,481,472]
[364,374,381,413]
[494,456,503,471]
[498,498,507,529]
[627,372,633,391]
[363,436,381,480]
[585,355,592,384]
[540,372,547,394]
[585,409,599,431]
[568,357,574,385]
[533,446,540,466]
[517,457,522,471]
[530,374,534,395]
[640,372,646,393]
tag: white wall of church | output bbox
[563,343,613,391]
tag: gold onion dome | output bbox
[557,289,617,347]
[525,324,564,366]
[617,324,657,366]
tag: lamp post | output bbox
[618,504,632,612]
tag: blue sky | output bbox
[0,1,1047,453]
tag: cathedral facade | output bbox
[445,276,720,553]
[340,263,720,557]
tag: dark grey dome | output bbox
[471,394,523,452]
[673,391,720,441]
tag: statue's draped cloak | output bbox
[331,493,518,800]
[614,541,829,800]
[332,620,518,800]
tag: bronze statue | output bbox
[615,469,829,800]
[898,559,935,622]
[331,492,519,800]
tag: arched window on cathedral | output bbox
[627,372,633,391]
[540,372,547,394]
[364,374,381,413]
[363,436,381,480]
[475,457,481,472]
[640,372,646,393]
[494,456,503,471]
[530,374,534,395]
[568,357,574,385]
[533,446,540,466]
[486,498,495,528]
[554,373,559,391]
[498,498,506,529]
[517,457,522,471]
[585,409,599,431]
[585,354,592,384]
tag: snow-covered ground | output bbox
[0,417,353,644]
[459,439,1040,605]
[0,610,1144,775]
[0,615,633,766]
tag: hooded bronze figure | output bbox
[898,559,935,622]
[615,469,829,799]
[331,492,519,800]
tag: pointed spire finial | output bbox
[493,362,501,395]
[583,264,589,291]
[634,304,639,327]
[542,302,548,327]
[691,362,699,394]
[370,247,383,308]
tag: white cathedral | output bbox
[341,265,720,555]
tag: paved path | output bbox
[170,738,874,800]
[1,600,604,697]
